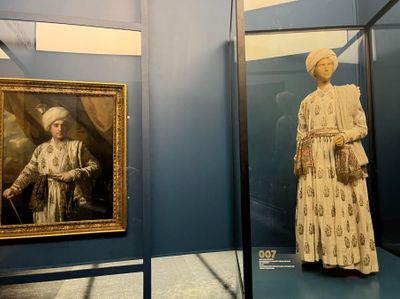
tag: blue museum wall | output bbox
[0,0,141,25]
[0,0,237,270]
[148,0,236,255]
[0,60,24,78]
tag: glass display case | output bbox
[0,0,150,297]
[233,0,400,298]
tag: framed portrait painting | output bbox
[0,78,127,239]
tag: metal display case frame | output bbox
[0,1,152,298]
[233,0,400,297]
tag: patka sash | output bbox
[294,127,366,184]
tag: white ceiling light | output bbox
[36,22,141,56]
[245,31,349,61]
[245,0,298,11]
[0,47,10,59]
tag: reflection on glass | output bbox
[0,48,10,59]
[244,0,357,31]
[245,31,348,61]
[0,17,144,263]
[244,0,393,31]
[0,20,35,50]
[356,0,393,25]
[371,0,400,256]
[374,0,400,26]
[36,23,141,56]
[246,30,363,63]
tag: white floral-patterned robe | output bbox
[10,138,100,224]
[295,84,379,274]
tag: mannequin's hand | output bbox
[3,188,16,199]
[53,171,75,182]
[334,134,345,147]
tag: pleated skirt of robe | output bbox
[295,136,379,274]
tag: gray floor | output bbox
[0,251,243,299]
[3,247,398,299]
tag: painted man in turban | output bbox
[3,106,100,224]
[294,48,379,274]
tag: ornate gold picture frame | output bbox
[0,78,127,239]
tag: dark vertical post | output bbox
[141,0,152,298]
[364,27,381,246]
[363,0,400,248]
[236,0,253,298]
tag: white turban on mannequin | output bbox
[42,106,70,131]
[305,48,338,77]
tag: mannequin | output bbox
[294,48,379,274]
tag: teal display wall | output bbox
[149,0,236,255]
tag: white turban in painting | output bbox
[305,48,338,77]
[42,106,70,131]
